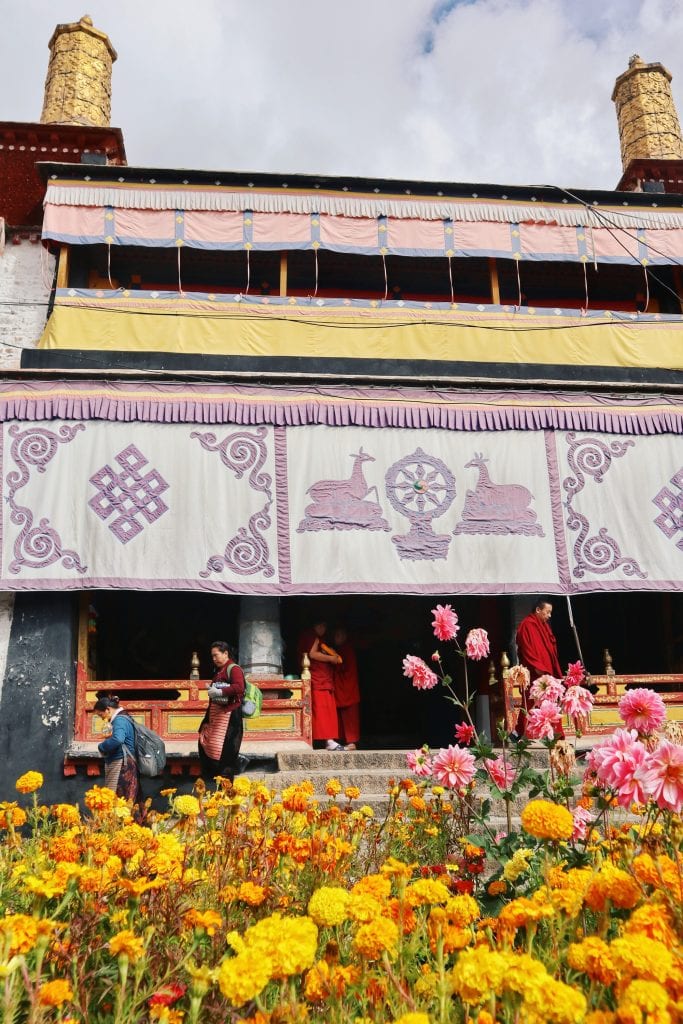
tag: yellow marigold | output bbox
[237,881,267,907]
[498,897,554,935]
[444,894,480,927]
[240,914,318,978]
[502,847,533,883]
[108,929,145,961]
[0,803,27,828]
[282,782,315,812]
[632,854,679,892]
[304,959,331,1002]
[37,979,73,1007]
[348,893,384,923]
[520,800,573,841]
[183,909,223,935]
[174,794,200,817]
[0,915,56,955]
[623,903,676,946]
[567,937,617,985]
[618,979,671,1022]
[451,946,507,1003]
[523,975,587,1024]
[218,952,273,1006]
[610,935,673,984]
[324,778,342,797]
[428,908,472,954]
[405,878,451,907]
[84,786,117,812]
[308,886,350,927]
[351,873,392,901]
[487,880,507,897]
[380,857,416,880]
[16,771,44,794]
[584,864,641,912]
[352,917,399,960]
[393,1015,431,1024]
[344,786,361,800]
[51,803,81,826]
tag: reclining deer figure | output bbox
[459,452,541,531]
[299,448,389,531]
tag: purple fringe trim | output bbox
[0,383,680,435]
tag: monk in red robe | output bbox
[514,598,563,737]
[332,626,361,751]
[298,621,344,751]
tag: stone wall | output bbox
[0,229,54,368]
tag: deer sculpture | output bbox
[298,448,389,532]
[456,452,543,534]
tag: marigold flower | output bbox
[344,786,361,800]
[84,786,117,812]
[51,803,81,826]
[432,603,459,641]
[108,929,145,961]
[464,628,489,661]
[444,894,480,927]
[240,914,318,978]
[325,778,342,797]
[520,799,573,841]
[15,771,44,794]
[402,654,438,690]
[174,795,200,817]
[308,887,350,927]
[618,979,671,1021]
[404,878,451,906]
[431,744,476,790]
[393,1014,431,1024]
[352,917,399,960]
[584,864,640,912]
[351,873,392,901]
[37,979,73,1007]
[217,953,272,1006]
[619,688,666,735]
[148,982,187,1008]
[0,915,56,955]
[237,882,267,906]
[609,935,673,984]
[451,946,507,1003]
[0,803,27,828]
[487,880,507,897]
[623,903,676,946]
[183,909,223,935]
[567,937,616,985]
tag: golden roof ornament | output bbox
[612,54,683,170]
[40,14,117,128]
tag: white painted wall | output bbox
[0,227,54,369]
[0,593,15,703]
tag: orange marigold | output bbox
[16,771,44,794]
[37,979,73,1007]
[520,800,573,841]
[352,917,399,960]
[237,882,267,907]
[108,929,145,961]
[584,864,640,913]
[567,937,617,985]
[609,935,674,984]
[623,903,676,946]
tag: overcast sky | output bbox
[2,0,683,191]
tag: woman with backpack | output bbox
[94,695,145,818]
[198,640,245,783]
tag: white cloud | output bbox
[2,0,683,189]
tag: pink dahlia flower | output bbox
[454,722,475,745]
[641,740,683,814]
[619,688,666,735]
[402,654,438,691]
[571,805,593,841]
[464,628,489,661]
[586,728,651,807]
[525,699,562,740]
[561,684,594,719]
[565,661,585,687]
[431,603,459,642]
[431,744,476,790]
[529,675,565,705]
[406,747,434,778]
[484,756,516,791]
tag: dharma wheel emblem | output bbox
[385,447,455,561]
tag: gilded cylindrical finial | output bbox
[612,55,683,170]
[40,15,117,127]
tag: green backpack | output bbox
[242,677,263,718]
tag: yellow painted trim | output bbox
[39,304,683,369]
[244,713,296,732]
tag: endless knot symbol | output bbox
[653,467,683,553]
[88,444,169,545]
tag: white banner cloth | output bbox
[0,421,680,595]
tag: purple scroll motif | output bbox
[89,444,170,545]
[454,452,544,537]
[385,447,455,561]
[297,448,390,533]
[191,427,275,578]
[653,467,683,553]
[563,432,646,579]
[6,423,87,574]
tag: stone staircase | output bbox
[242,746,576,826]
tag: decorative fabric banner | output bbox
[1,420,680,595]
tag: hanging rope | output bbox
[107,243,115,289]
[312,247,319,297]
[581,261,589,315]
[177,244,184,295]
[514,258,522,310]
[447,255,455,304]
[642,264,650,314]
[245,248,251,295]
[382,253,388,301]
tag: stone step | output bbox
[274,745,569,773]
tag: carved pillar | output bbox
[238,596,282,676]
[612,55,683,171]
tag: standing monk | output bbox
[514,598,563,737]
[332,626,361,751]
[298,620,343,751]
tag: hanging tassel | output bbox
[448,255,455,304]
[177,244,184,296]
[312,247,319,298]
[245,248,251,295]
[382,252,388,301]
[642,264,650,314]
[581,261,589,316]
[515,258,522,311]
[107,242,114,289]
